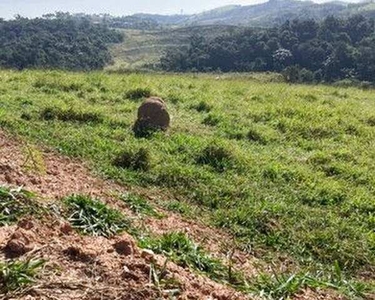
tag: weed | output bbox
[113,148,151,171]
[140,232,227,280]
[0,258,45,293]
[22,144,46,175]
[120,193,160,217]
[0,186,41,226]
[64,195,130,237]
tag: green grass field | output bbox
[0,70,374,297]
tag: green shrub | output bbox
[113,148,151,171]
[125,88,152,100]
[0,259,45,293]
[64,195,130,237]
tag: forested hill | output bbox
[61,0,375,30]
[120,0,375,28]
[161,15,375,84]
[0,14,123,70]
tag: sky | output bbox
[0,0,268,19]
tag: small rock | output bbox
[141,249,155,261]
[113,240,134,256]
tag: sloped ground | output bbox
[0,130,247,300]
[0,129,347,300]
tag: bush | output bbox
[113,148,151,171]
[299,68,314,83]
[125,88,152,100]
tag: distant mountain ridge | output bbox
[132,0,375,27]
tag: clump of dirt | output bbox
[4,227,36,258]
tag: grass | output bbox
[139,232,239,284]
[113,148,151,171]
[120,192,162,218]
[0,259,45,293]
[0,186,41,226]
[0,70,374,297]
[64,194,130,237]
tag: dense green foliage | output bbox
[0,14,123,70]
[0,70,374,296]
[161,15,375,83]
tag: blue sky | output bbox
[0,0,267,19]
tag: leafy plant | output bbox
[0,259,45,293]
[64,195,130,237]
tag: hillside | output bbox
[129,0,375,27]
[108,26,236,69]
[0,70,374,299]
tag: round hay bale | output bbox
[133,97,170,136]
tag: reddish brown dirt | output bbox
[0,130,346,300]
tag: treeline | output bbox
[0,13,123,70]
[66,13,162,30]
[161,15,375,83]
